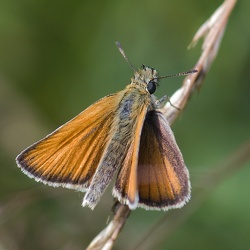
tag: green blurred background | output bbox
[1,0,250,249]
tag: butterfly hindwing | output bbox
[137,110,190,210]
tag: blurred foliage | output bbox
[0,0,250,250]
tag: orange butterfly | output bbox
[16,43,196,211]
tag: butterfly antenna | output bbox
[116,41,136,72]
[156,68,198,80]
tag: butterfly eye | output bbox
[147,80,157,94]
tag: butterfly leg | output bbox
[155,95,180,110]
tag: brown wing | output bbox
[16,94,120,191]
[137,110,190,210]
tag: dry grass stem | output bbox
[164,0,237,125]
[86,0,237,249]
[86,204,130,250]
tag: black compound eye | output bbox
[147,80,157,94]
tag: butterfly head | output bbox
[132,65,159,94]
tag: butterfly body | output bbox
[16,65,190,211]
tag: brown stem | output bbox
[86,0,237,249]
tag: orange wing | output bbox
[112,103,148,209]
[137,110,190,210]
[16,94,120,192]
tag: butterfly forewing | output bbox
[137,110,190,210]
[16,94,120,191]
[112,102,149,209]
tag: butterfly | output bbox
[16,42,196,211]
